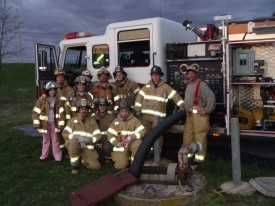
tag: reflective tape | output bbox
[141,109,166,117]
[70,156,79,163]
[33,120,40,125]
[39,115,48,121]
[107,128,117,136]
[113,147,125,152]
[64,126,72,134]
[167,90,176,99]
[71,107,77,112]
[133,88,140,94]
[37,129,47,133]
[86,145,94,150]
[59,121,65,126]
[195,154,205,161]
[139,90,146,96]
[114,95,120,101]
[135,102,142,107]
[110,137,117,144]
[144,95,167,103]
[177,100,184,106]
[59,107,64,113]
[66,115,71,120]
[33,107,41,114]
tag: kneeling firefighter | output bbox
[62,99,102,174]
[107,99,146,169]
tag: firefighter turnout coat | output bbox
[107,113,146,169]
[113,78,141,111]
[62,114,102,169]
[32,96,65,133]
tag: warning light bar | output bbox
[64,32,93,40]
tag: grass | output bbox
[0,63,275,206]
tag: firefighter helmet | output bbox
[113,65,127,77]
[81,70,93,77]
[97,97,108,105]
[97,67,111,79]
[76,99,92,109]
[74,76,86,84]
[150,66,164,76]
[54,69,66,76]
[45,81,58,90]
[186,63,199,73]
[118,98,130,110]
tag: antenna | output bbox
[16,8,22,63]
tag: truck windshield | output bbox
[63,46,87,85]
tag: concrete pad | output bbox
[249,177,275,198]
[220,181,256,196]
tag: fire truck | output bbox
[35,15,275,138]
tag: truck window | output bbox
[92,44,109,69]
[118,29,150,68]
[63,46,87,85]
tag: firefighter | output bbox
[91,67,115,114]
[62,99,102,174]
[112,65,141,112]
[81,70,94,92]
[92,97,115,162]
[107,99,146,169]
[180,64,216,165]
[32,81,65,161]
[134,66,184,143]
[66,76,94,120]
[54,69,74,149]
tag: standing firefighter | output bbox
[91,67,115,113]
[134,66,184,143]
[92,97,115,162]
[62,99,101,174]
[32,81,65,161]
[81,70,94,93]
[107,99,146,169]
[112,65,141,112]
[178,64,216,167]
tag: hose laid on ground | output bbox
[129,110,186,178]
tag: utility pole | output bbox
[16,8,22,63]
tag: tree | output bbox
[0,0,22,65]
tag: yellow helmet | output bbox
[45,81,58,90]
[54,69,66,76]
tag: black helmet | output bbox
[97,97,108,105]
[113,65,127,77]
[150,66,164,76]
[118,98,131,110]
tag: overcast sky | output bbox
[5,0,275,63]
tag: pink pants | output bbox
[40,121,62,161]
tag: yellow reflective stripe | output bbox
[64,126,73,133]
[141,109,166,117]
[114,95,120,101]
[66,115,71,120]
[114,106,119,111]
[68,134,74,139]
[86,145,94,150]
[59,107,64,113]
[56,114,61,118]
[55,128,60,132]
[135,125,145,139]
[144,95,167,102]
[177,100,184,106]
[33,120,40,124]
[110,137,117,144]
[135,102,142,107]
[145,85,150,88]
[168,90,176,99]
[107,128,117,136]
[60,96,67,101]
[37,129,47,133]
[92,129,101,136]
[59,121,65,126]
[113,147,125,152]
[60,144,65,148]
[65,101,70,106]
[101,131,107,135]
[187,153,193,158]
[70,156,79,163]
[133,88,140,94]
[33,107,41,114]
[195,154,205,161]
[39,115,48,120]
[71,107,77,112]
[139,90,145,96]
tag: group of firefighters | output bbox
[32,64,215,175]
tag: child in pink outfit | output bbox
[32,81,65,161]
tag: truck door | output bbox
[34,44,58,98]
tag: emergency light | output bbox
[64,32,93,40]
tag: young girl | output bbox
[32,81,65,161]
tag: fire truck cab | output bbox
[34,17,195,97]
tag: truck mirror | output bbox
[38,51,47,71]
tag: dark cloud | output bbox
[5,0,275,63]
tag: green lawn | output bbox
[0,64,274,206]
